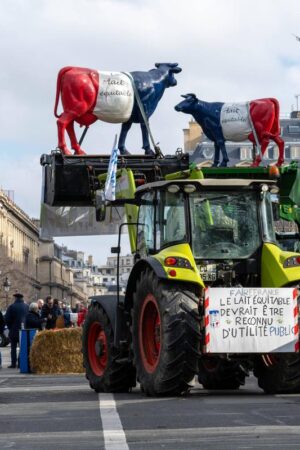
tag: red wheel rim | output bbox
[139,294,161,373]
[88,322,108,376]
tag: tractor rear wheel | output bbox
[132,269,201,396]
[198,356,247,390]
[254,354,300,394]
[82,303,135,393]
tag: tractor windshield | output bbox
[189,191,261,259]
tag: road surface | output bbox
[0,346,300,450]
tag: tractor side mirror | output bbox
[111,246,121,254]
[95,190,106,222]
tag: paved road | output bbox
[1,346,300,450]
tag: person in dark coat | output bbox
[5,292,29,368]
[25,303,46,330]
[41,296,59,329]
[0,311,5,335]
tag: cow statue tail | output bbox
[54,66,73,118]
[270,98,281,135]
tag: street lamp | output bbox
[3,277,11,309]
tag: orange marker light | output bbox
[269,165,280,178]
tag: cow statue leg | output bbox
[272,135,285,167]
[219,142,229,167]
[212,143,220,167]
[141,123,155,156]
[252,138,269,167]
[118,122,132,155]
[66,122,86,155]
[57,112,75,155]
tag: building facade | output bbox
[39,240,89,307]
[0,191,41,308]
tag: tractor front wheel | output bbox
[132,269,201,396]
[82,303,134,393]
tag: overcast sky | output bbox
[0,0,300,264]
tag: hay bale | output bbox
[30,328,84,374]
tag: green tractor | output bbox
[81,161,300,396]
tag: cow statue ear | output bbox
[181,93,197,100]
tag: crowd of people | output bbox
[1,292,88,369]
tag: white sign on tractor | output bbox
[204,287,299,353]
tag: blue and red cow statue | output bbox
[175,94,284,167]
[54,63,182,156]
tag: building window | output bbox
[240,147,252,160]
[284,146,291,159]
[290,146,300,159]
[288,125,300,134]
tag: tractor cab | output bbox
[134,178,299,288]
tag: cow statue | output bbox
[175,94,284,167]
[54,63,182,156]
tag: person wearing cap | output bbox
[5,292,29,368]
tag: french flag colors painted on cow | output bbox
[54,63,182,156]
[175,95,284,168]
[93,72,134,123]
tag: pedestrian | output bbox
[5,292,29,368]
[72,301,80,313]
[37,299,44,315]
[0,310,5,336]
[53,298,62,316]
[77,302,88,327]
[41,296,59,330]
[62,303,72,328]
[25,303,46,331]
[0,310,5,369]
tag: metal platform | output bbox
[40,151,190,206]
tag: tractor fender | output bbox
[124,257,167,311]
[90,294,129,347]
[90,295,120,329]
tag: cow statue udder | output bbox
[175,94,284,167]
[54,63,182,156]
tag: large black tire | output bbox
[254,354,300,394]
[82,303,135,393]
[132,269,201,396]
[198,356,247,390]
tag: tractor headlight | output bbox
[283,256,300,268]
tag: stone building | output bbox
[62,249,107,298]
[39,239,88,307]
[0,191,41,309]
[99,254,134,287]
[183,119,203,153]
